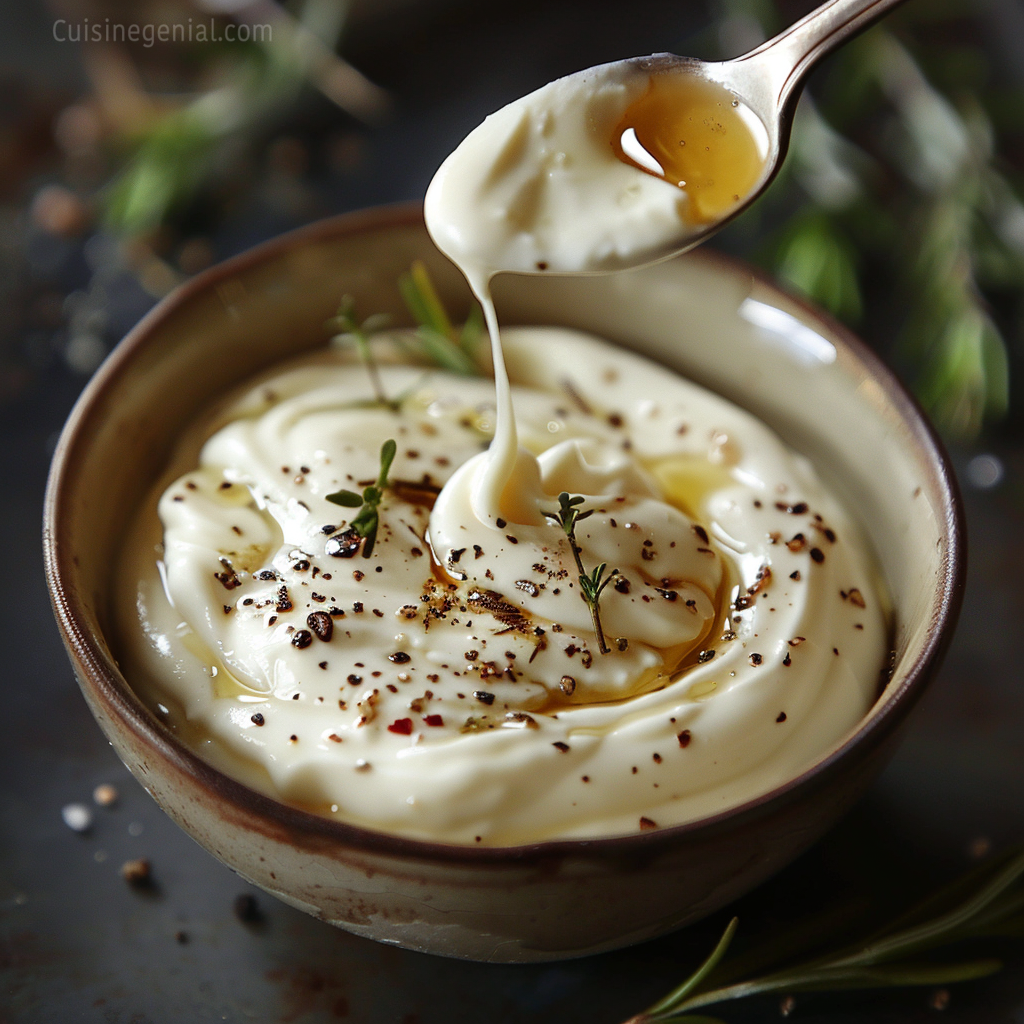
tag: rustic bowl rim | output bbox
[43,202,966,865]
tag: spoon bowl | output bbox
[425,0,908,278]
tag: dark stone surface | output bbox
[2,1,1023,1021]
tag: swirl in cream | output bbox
[120,328,886,845]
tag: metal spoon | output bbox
[649,0,910,250]
[425,0,909,278]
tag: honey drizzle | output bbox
[612,73,765,225]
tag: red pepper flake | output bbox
[639,816,657,830]
[214,567,241,590]
[387,718,414,735]
[652,752,662,764]
[389,651,411,664]
[677,730,691,748]
[250,713,265,726]
[786,533,806,552]
[846,587,866,608]
[424,714,444,727]
[789,570,801,581]
[776,712,788,723]
[552,741,570,753]
[465,650,479,662]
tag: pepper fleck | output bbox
[306,611,333,642]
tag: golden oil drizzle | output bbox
[613,74,765,225]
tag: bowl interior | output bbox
[47,207,959,838]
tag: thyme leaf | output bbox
[542,492,621,655]
[326,296,397,409]
[626,847,1024,1023]
[325,439,396,558]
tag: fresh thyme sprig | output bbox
[624,847,1024,1023]
[399,260,483,376]
[543,492,621,655]
[325,439,396,558]
[326,296,396,408]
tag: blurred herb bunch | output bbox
[43,0,1024,438]
[716,0,1024,438]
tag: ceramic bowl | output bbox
[43,204,964,963]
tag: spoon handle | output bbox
[738,0,909,108]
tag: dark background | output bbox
[2,1,1023,1021]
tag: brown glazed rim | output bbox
[44,203,966,865]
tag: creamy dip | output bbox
[121,59,883,847]
[423,59,768,279]
[119,327,886,846]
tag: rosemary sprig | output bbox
[543,492,621,655]
[399,260,483,376]
[325,439,396,558]
[326,296,395,408]
[625,847,1024,1023]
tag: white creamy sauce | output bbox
[120,65,883,846]
[424,61,688,279]
[120,329,886,845]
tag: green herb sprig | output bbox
[326,296,395,408]
[325,439,396,558]
[625,847,1024,1023]
[543,492,621,655]
[399,260,483,376]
